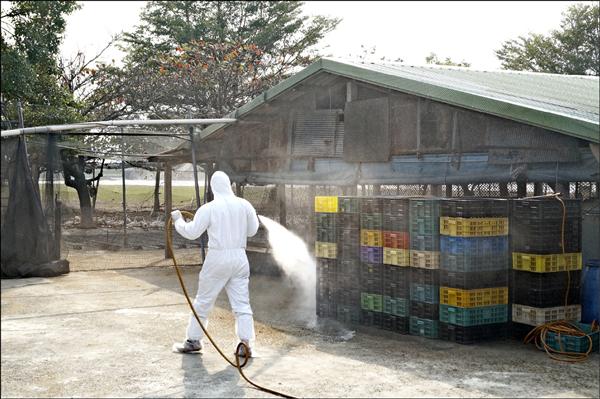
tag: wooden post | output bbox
[121,131,128,248]
[557,182,570,198]
[517,182,527,198]
[534,182,544,196]
[308,184,316,246]
[373,184,381,195]
[499,183,508,198]
[164,162,173,259]
[431,184,442,197]
[445,184,453,198]
[277,184,287,227]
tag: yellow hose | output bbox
[167,211,296,398]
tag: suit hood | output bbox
[210,171,234,198]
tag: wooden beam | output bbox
[346,81,357,102]
[277,184,287,228]
[534,182,544,196]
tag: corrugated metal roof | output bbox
[200,58,600,143]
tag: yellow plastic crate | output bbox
[410,250,440,269]
[440,217,509,237]
[314,196,338,213]
[440,286,509,307]
[512,252,582,273]
[361,230,383,247]
[383,248,410,267]
[315,242,337,259]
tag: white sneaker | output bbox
[174,339,203,353]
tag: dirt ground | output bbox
[1,252,599,398]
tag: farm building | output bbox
[151,58,599,262]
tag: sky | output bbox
[57,1,588,70]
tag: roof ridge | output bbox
[323,57,599,79]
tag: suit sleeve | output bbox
[174,205,210,240]
[244,200,259,238]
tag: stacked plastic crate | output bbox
[408,198,441,338]
[360,197,385,328]
[510,198,582,336]
[438,199,510,344]
[336,196,362,325]
[382,197,411,334]
[314,196,338,319]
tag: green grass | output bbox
[40,182,273,212]
[41,183,205,211]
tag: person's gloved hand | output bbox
[171,210,182,222]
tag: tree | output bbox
[110,1,340,118]
[425,52,471,67]
[495,3,599,75]
[1,1,83,126]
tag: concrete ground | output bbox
[1,253,599,398]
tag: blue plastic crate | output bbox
[410,283,439,304]
[440,236,508,255]
[409,316,439,338]
[545,322,599,353]
[439,304,509,327]
[383,296,409,317]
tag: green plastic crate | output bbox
[409,199,440,218]
[361,293,383,312]
[545,322,599,353]
[439,304,508,327]
[409,316,439,339]
[410,217,440,236]
[383,296,408,317]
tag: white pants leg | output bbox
[186,255,229,341]
[225,253,255,348]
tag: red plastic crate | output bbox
[383,231,410,249]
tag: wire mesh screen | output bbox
[3,127,598,274]
[575,182,598,200]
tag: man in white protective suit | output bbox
[171,171,259,357]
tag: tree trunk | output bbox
[153,168,161,214]
[61,152,94,228]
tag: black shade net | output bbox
[1,136,68,278]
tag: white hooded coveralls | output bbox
[173,171,259,347]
